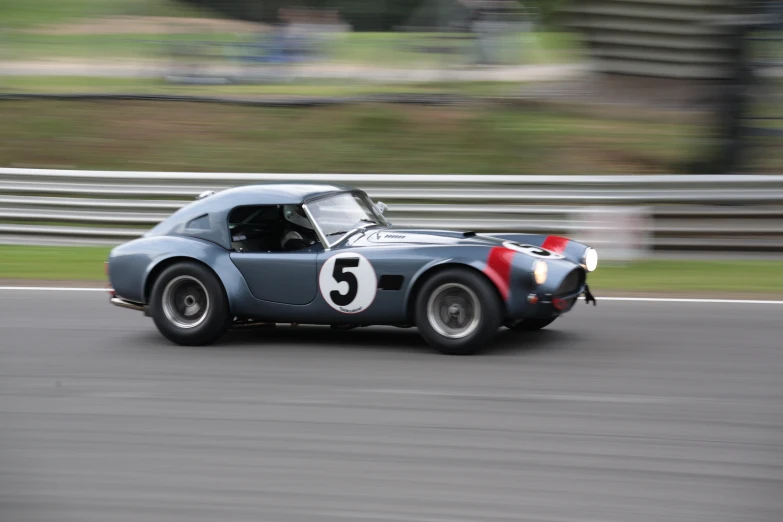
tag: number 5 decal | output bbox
[319,253,377,313]
[330,258,359,306]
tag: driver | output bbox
[281,205,319,251]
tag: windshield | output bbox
[304,192,388,246]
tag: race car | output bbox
[106,183,597,355]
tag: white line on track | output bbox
[0,287,782,304]
[589,297,783,305]
[0,287,109,292]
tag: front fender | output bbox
[404,255,515,318]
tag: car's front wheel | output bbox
[415,268,502,355]
[504,317,557,331]
[149,262,231,346]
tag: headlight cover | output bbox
[533,260,548,285]
[583,248,598,272]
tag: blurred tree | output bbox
[175,0,564,31]
[521,0,569,28]
[177,0,426,31]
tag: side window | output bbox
[227,205,284,253]
[281,204,321,251]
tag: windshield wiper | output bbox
[326,229,354,237]
[359,218,390,229]
[326,220,381,237]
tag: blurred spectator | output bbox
[271,7,292,64]
[468,0,530,65]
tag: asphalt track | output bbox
[1,290,782,522]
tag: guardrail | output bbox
[1,168,783,255]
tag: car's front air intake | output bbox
[551,267,586,312]
[556,267,586,298]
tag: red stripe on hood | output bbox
[483,247,515,301]
[541,235,570,254]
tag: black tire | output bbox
[149,261,231,346]
[504,317,557,331]
[414,268,502,355]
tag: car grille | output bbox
[551,267,586,313]
[556,267,586,297]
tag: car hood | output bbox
[347,227,584,293]
[346,227,585,269]
[351,227,509,248]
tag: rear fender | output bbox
[108,236,250,315]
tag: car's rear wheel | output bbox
[149,262,230,346]
[415,268,502,355]
[504,317,557,331]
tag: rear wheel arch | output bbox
[148,260,232,346]
[144,257,227,307]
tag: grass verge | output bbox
[1,246,781,296]
[588,260,783,296]
[0,100,703,174]
[0,245,110,281]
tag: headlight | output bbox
[583,248,598,272]
[533,260,548,285]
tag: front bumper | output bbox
[517,284,596,320]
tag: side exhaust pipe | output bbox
[110,297,145,313]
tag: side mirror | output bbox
[374,201,388,215]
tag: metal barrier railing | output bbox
[1,168,783,255]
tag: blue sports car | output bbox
[107,183,597,355]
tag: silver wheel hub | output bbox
[426,283,481,339]
[162,276,210,329]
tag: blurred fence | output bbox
[1,168,783,256]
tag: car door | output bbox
[226,203,319,306]
[230,250,319,305]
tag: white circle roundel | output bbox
[502,241,564,259]
[319,253,377,314]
